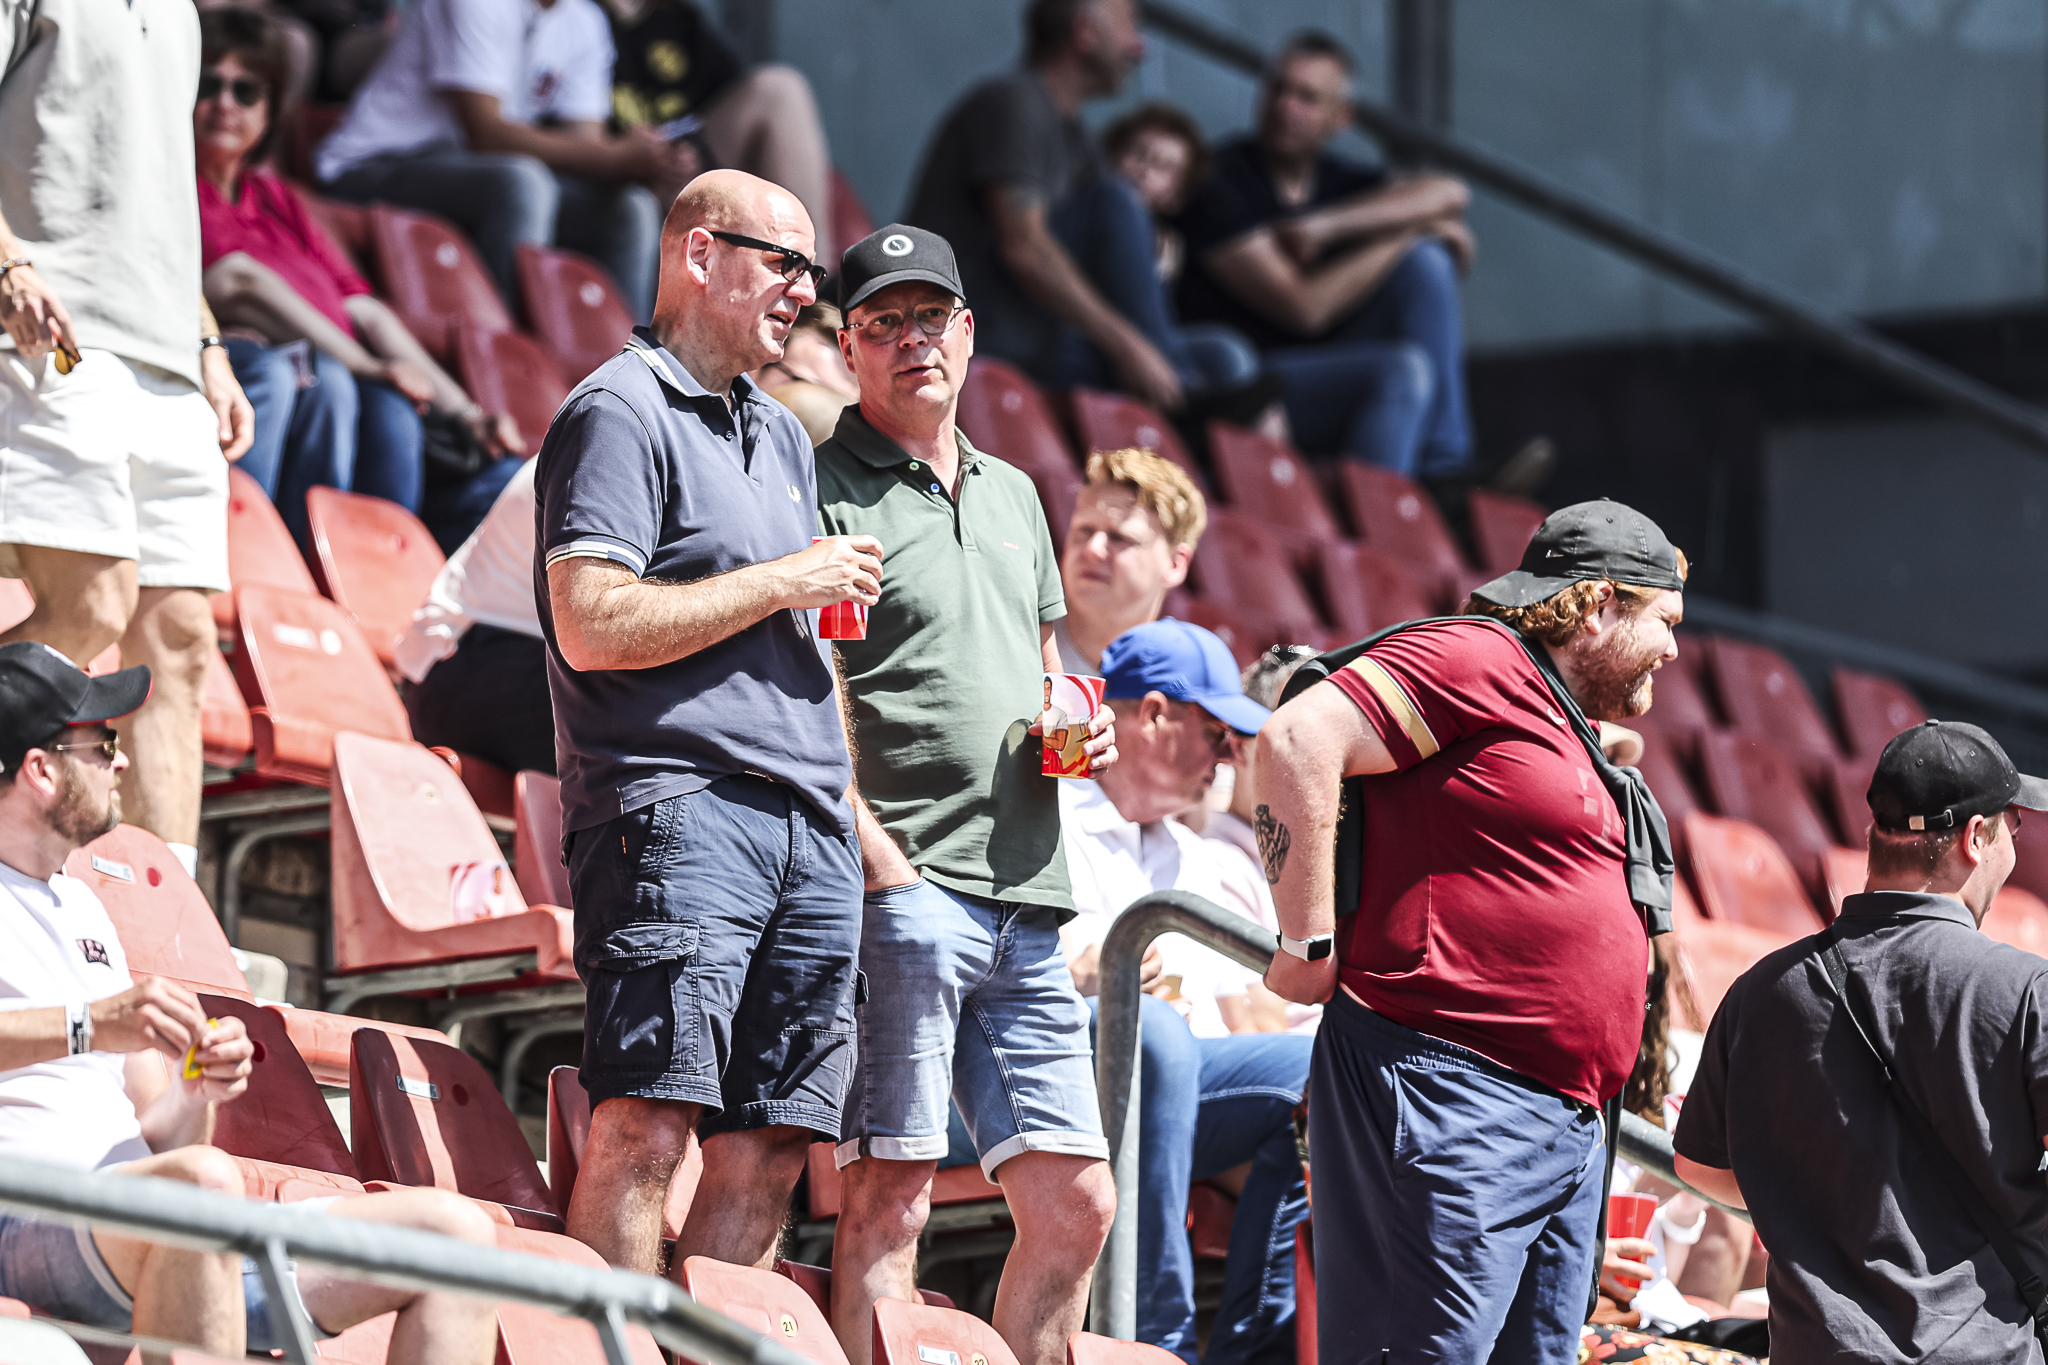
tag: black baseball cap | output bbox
[1867,719,2048,833]
[1469,498,1686,609]
[0,642,150,775]
[837,224,965,313]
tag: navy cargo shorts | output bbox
[566,772,863,1138]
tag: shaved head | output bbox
[662,168,812,250]
[652,169,821,394]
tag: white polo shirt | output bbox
[0,860,150,1172]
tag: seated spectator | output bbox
[1060,618,1312,1365]
[754,302,856,446]
[1053,447,1204,674]
[196,9,525,552]
[0,644,497,1365]
[314,0,694,321]
[1174,31,1481,481]
[905,0,1259,414]
[394,460,553,776]
[600,0,833,244]
[1102,103,1207,285]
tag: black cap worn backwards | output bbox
[837,223,965,314]
[0,642,150,775]
[1469,498,1686,610]
[1867,719,2048,833]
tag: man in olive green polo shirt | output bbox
[816,224,1119,1365]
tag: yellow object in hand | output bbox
[181,1018,220,1080]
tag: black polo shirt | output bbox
[1675,891,2048,1363]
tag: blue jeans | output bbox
[1308,993,1605,1365]
[420,452,526,555]
[226,337,423,552]
[1092,994,1313,1365]
[1047,175,1261,393]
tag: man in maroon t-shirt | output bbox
[1254,499,1685,1364]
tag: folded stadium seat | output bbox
[1830,667,1929,757]
[1634,651,1721,761]
[1293,1223,1315,1365]
[1632,732,1701,857]
[1066,387,1207,491]
[274,1007,456,1089]
[199,993,364,1189]
[1171,594,1263,669]
[514,771,571,909]
[1695,732,1842,906]
[232,584,411,785]
[494,1226,665,1365]
[873,1296,1022,1365]
[201,647,254,773]
[1982,886,2048,956]
[1333,463,1475,611]
[1207,422,1345,551]
[1684,812,1827,937]
[63,825,252,1001]
[676,1258,851,1365]
[513,243,635,388]
[828,166,879,271]
[328,730,574,995]
[1702,638,1841,777]
[305,487,448,671]
[454,324,571,456]
[219,465,324,641]
[1664,874,1794,1030]
[284,103,348,188]
[1186,509,1332,653]
[772,1263,954,1320]
[955,359,1087,542]
[1820,845,1867,915]
[1465,489,1548,577]
[349,1028,564,1232]
[1069,1335,1181,1365]
[366,205,513,363]
[1819,755,1877,847]
[1186,1183,1235,1259]
[1313,540,1434,639]
[292,185,374,281]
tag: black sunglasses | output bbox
[48,735,119,763]
[709,231,828,288]
[198,71,268,108]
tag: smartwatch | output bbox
[1278,932,1334,962]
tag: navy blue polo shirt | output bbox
[533,327,852,837]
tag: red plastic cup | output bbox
[1608,1191,1659,1295]
[813,536,870,639]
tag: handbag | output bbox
[420,409,492,488]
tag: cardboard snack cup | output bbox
[1042,673,1106,778]
[812,536,870,639]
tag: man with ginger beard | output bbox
[1254,499,1684,1363]
[537,170,878,1277]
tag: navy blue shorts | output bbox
[1307,992,1606,1365]
[566,774,863,1139]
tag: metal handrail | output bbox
[1087,891,1747,1341]
[0,1156,812,1365]
[1137,0,2048,460]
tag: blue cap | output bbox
[1100,619,1271,736]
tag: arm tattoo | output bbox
[1253,804,1291,886]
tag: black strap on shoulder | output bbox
[1813,927,2048,1346]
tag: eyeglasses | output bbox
[48,736,119,763]
[198,71,268,108]
[849,302,964,346]
[708,231,828,288]
[2007,807,2026,834]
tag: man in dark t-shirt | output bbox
[1175,31,1475,478]
[1675,722,2048,1364]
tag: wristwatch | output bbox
[1278,932,1334,962]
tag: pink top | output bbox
[197,168,371,333]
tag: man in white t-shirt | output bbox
[1055,620,1312,1365]
[316,0,698,320]
[0,643,497,1364]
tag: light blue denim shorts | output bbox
[837,878,1108,1179]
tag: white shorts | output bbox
[0,348,229,591]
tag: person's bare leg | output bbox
[829,1157,937,1365]
[1673,1207,1754,1307]
[89,1146,249,1364]
[672,1125,812,1271]
[990,1153,1116,1365]
[113,586,215,845]
[294,1188,499,1365]
[567,1096,701,1273]
[0,545,137,666]
[697,65,832,247]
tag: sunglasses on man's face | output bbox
[198,71,268,109]
[708,231,828,289]
[48,735,119,764]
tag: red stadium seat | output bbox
[1466,489,1548,576]
[1633,732,1702,853]
[1170,594,1264,670]
[1695,732,1840,904]
[1666,875,1795,1030]
[1636,649,1720,758]
[328,730,574,981]
[201,647,254,772]
[828,166,880,271]
[349,1028,563,1232]
[1821,845,1867,915]
[232,585,411,785]
[494,1226,664,1365]
[773,1263,955,1321]
[1187,1183,1234,1259]
[1831,667,1928,758]
[873,1297,1021,1365]
[1819,756,1877,847]
[1983,886,2048,957]
[1684,812,1827,937]
[65,825,253,1000]
[455,325,571,456]
[305,487,447,670]
[293,185,373,281]
[1334,464,1472,610]
[1068,1334,1181,1365]
[1704,638,1840,773]
[220,465,322,636]
[1313,540,1434,639]
[1067,388,1205,491]
[201,994,360,1182]
[514,771,571,909]
[514,244,634,388]
[677,1258,850,1365]
[274,1008,454,1090]
[1187,510,1329,649]
[956,359,1081,480]
[367,206,512,362]
[1208,423,1344,544]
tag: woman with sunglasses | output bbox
[193,9,524,555]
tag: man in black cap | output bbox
[816,223,1118,1365]
[1254,498,1687,1362]
[1674,720,2048,1364]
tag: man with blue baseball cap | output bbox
[1059,618,1314,1365]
